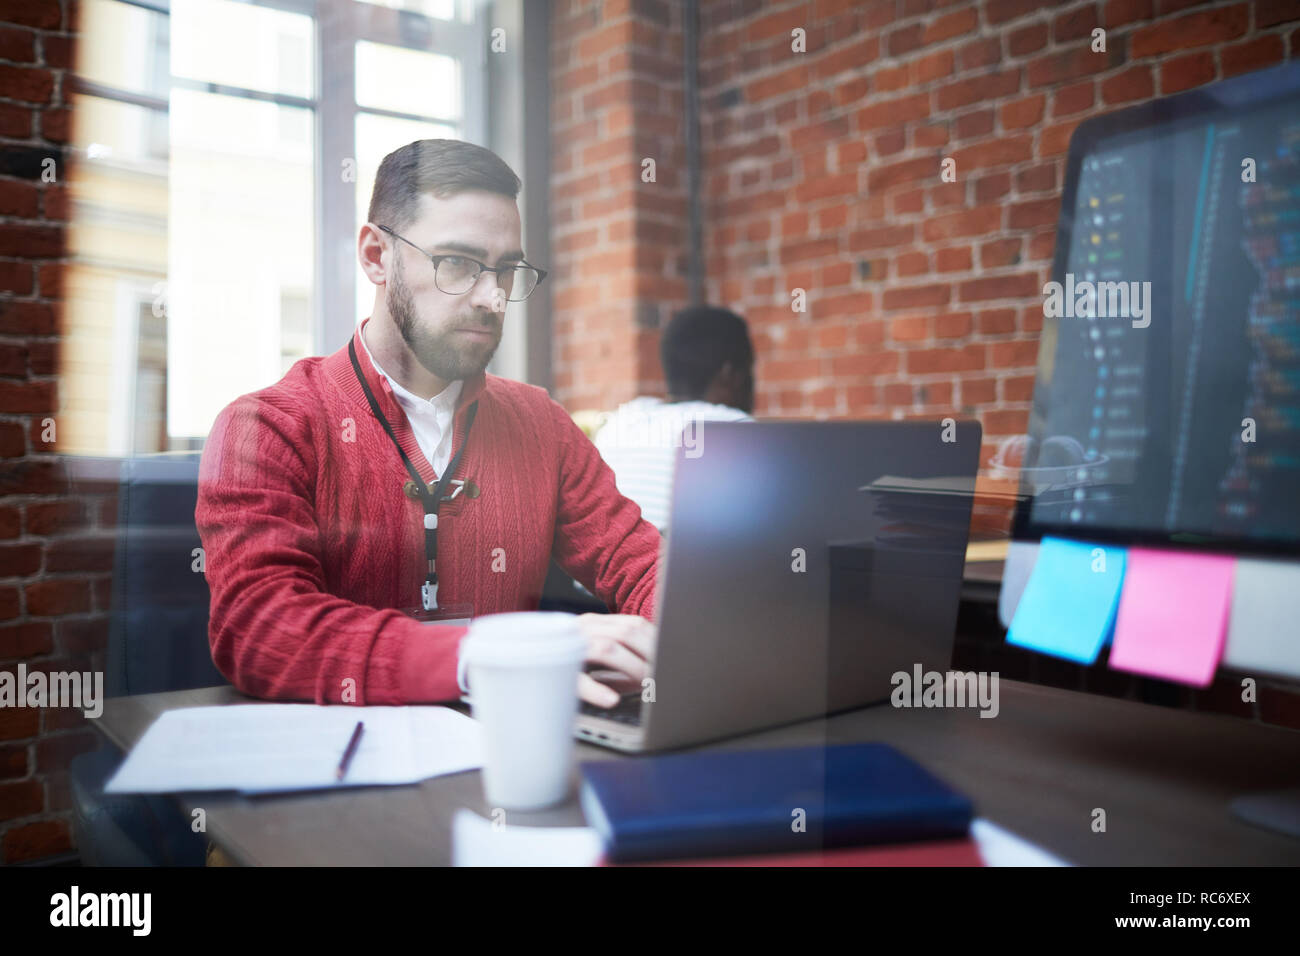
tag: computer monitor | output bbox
[998,62,1300,830]
[998,59,1294,832]
[1016,60,1300,556]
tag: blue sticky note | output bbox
[1007,536,1127,664]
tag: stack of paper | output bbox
[105,704,483,795]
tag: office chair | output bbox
[69,451,226,866]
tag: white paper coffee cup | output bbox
[461,612,588,810]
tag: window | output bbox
[351,39,463,329]
[64,0,487,456]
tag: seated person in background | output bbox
[197,139,655,710]
[594,305,755,529]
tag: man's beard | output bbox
[388,256,501,382]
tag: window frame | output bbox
[68,0,490,453]
[316,0,488,351]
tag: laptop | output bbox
[577,419,983,752]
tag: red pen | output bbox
[336,721,364,781]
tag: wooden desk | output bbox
[93,680,1300,866]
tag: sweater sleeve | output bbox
[548,399,660,620]
[195,395,467,705]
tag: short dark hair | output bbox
[367,139,522,232]
[660,306,754,398]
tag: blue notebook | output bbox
[579,743,973,863]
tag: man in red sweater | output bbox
[196,140,657,708]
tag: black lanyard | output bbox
[349,339,478,610]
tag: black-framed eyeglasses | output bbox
[376,225,547,302]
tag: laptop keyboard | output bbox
[579,693,644,726]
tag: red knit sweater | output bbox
[196,320,660,706]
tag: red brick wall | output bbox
[549,0,691,409]
[696,0,1298,472]
[550,0,1300,474]
[0,0,107,865]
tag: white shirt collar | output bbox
[359,321,463,414]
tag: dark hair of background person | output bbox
[660,305,755,410]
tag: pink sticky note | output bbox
[1109,549,1235,687]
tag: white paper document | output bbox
[452,809,605,867]
[971,818,1071,866]
[105,704,483,795]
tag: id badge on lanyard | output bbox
[349,339,479,624]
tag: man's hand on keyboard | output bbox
[575,613,656,708]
